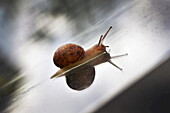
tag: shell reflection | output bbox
[66,65,95,90]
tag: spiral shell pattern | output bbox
[53,44,85,68]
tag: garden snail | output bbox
[51,26,127,90]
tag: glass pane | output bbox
[0,0,170,113]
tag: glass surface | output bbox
[0,0,170,113]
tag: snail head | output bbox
[94,26,112,52]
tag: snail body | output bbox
[51,27,112,78]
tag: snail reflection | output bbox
[51,26,127,90]
[66,65,95,90]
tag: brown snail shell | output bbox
[66,65,95,90]
[53,44,85,68]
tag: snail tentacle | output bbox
[111,53,128,59]
[107,59,122,71]
[98,35,103,46]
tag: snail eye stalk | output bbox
[98,26,112,46]
[98,35,103,46]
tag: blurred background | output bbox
[0,0,170,113]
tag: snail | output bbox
[51,26,127,90]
